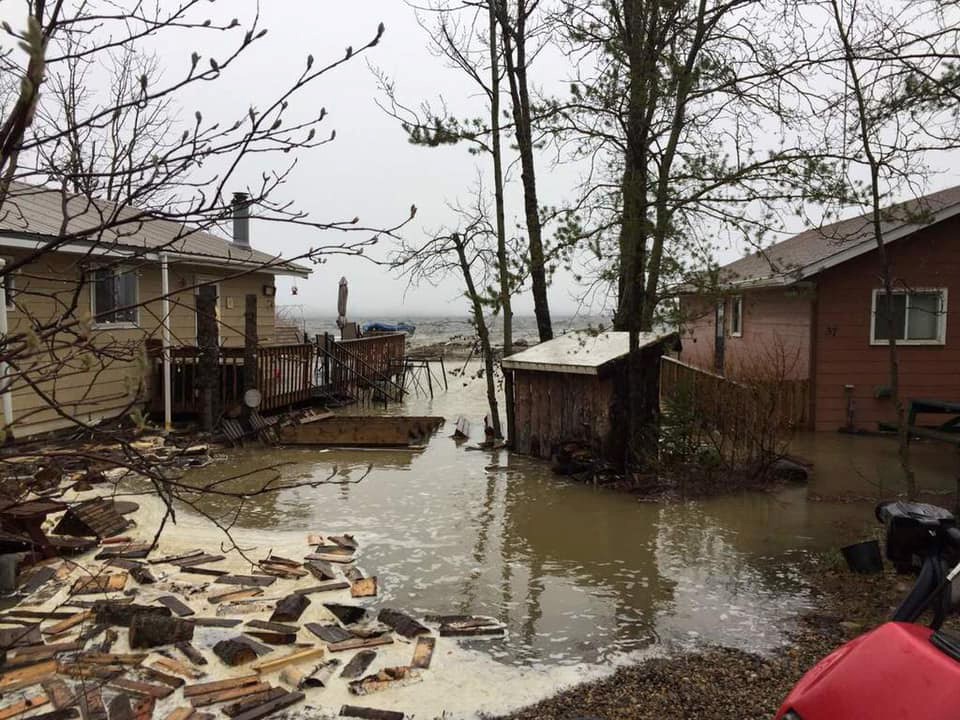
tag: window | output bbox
[871,288,946,345]
[730,295,743,337]
[91,267,138,326]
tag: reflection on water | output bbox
[182,365,913,668]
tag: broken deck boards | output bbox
[410,636,435,669]
[339,651,377,680]
[278,416,444,447]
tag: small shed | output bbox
[503,331,677,465]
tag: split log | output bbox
[95,543,152,560]
[43,610,92,636]
[72,573,127,595]
[377,609,429,638]
[150,550,203,565]
[175,641,208,666]
[128,615,195,649]
[142,667,185,688]
[0,623,41,649]
[0,692,47,720]
[339,706,404,720]
[328,535,358,550]
[208,588,263,605]
[180,567,228,578]
[193,617,242,627]
[77,652,147,666]
[109,678,175,699]
[190,682,272,708]
[339,650,377,680]
[130,566,157,585]
[213,639,258,666]
[161,709,194,720]
[229,691,304,720]
[6,642,84,668]
[410,636,435,669]
[323,604,367,626]
[214,575,276,588]
[170,555,225,568]
[269,594,309,623]
[304,560,336,581]
[93,601,171,627]
[280,659,339,689]
[246,620,298,635]
[222,688,287,718]
[156,597,194,617]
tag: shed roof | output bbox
[714,184,960,289]
[0,182,311,277]
[502,331,668,375]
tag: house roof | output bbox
[502,330,671,375]
[0,182,311,277]
[716,185,960,289]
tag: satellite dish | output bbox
[244,388,262,409]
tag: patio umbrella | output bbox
[336,276,348,330]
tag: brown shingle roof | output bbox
[0,182,310,276]
[718,185,960,287]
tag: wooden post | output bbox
[197,285,219,431]
[243,294,258,415]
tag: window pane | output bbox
[731,297,742,334]
[907,292,941,340]
[115,271,137,323]
[93,268,115,322]
[875,293,906,340]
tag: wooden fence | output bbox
[660,356,810,431]
[317,333,406,404]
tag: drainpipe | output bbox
[0,259,13,434]
[161,253,172,431]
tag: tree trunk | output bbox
[196,285,220,431]
[496,0,552,342]
[490,0,515,445]
[453,233,502,439]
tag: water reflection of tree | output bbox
[463,461,677,661]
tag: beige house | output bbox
[0,184,310,440]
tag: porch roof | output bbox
[502,330,671,375]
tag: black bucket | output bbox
[841,540,884,574]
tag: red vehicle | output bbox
[776,501,960,719]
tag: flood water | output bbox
[175,363,958,673]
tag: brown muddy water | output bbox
[177,364,960,676]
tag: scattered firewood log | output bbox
[128,615,195,649]
[348,666,422,696]
[213,639,258,666]
[269,594,309,623]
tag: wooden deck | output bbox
[278,415,444,447]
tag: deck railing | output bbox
[317,332,405,404]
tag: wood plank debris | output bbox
[304,560,336,581]
[410,636,435,669]
[175,641,208,666]
[339,706,404,720]
[221,688,287,718]
[30,709,80,720]
[142,666,186,689]
[326,636,393,653]
[250,646,326,674]
[42,678,76,709]
[208,588,263,605]
[183,675,260,698]
[350,577,378,598]
[0,692,48,720]
[294,581,350,595]
[430,615,506,637]
[269,594,310,623]
[43,610,92,636]
[305,552,355,564]
[54,499,130,539]
[95,543,152,560]
[246,619,299,634]
[170,555,225,568]
[129,615,195,649]
[328,535,358,551]
[72,573,128,595]
[229,691,303,720]
[151,550,203,565]
[18,566,56,594]
[348,667,422,696]
[214,575,277,588]
[377,609,429,638]
[109,677,176,699]
[339,650,377,680]
[157,596,195,617]
[0,623,41,649]
[192,617,242,628]
[5,642,84,668]
[305,623,353,644]
[77,652,147,666]
[161,708,194,720]
[150,657,206,680]
[78,687,106,720]
[180,567,229,578]
[189,682,272,708]
[323,604,367,626]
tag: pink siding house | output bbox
[679,186,960,431]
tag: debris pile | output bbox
[1,495,507,720]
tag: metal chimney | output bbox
[232,192,251,249]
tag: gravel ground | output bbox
[494,556,958,720]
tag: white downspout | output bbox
[0,259,13,434]
[161,253,172,431]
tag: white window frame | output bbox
[870,287,947,346]
[729,295,743,338]
[90,265,140,329]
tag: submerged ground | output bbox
[172,362,957,717]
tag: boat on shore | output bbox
[362,321,416,336]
